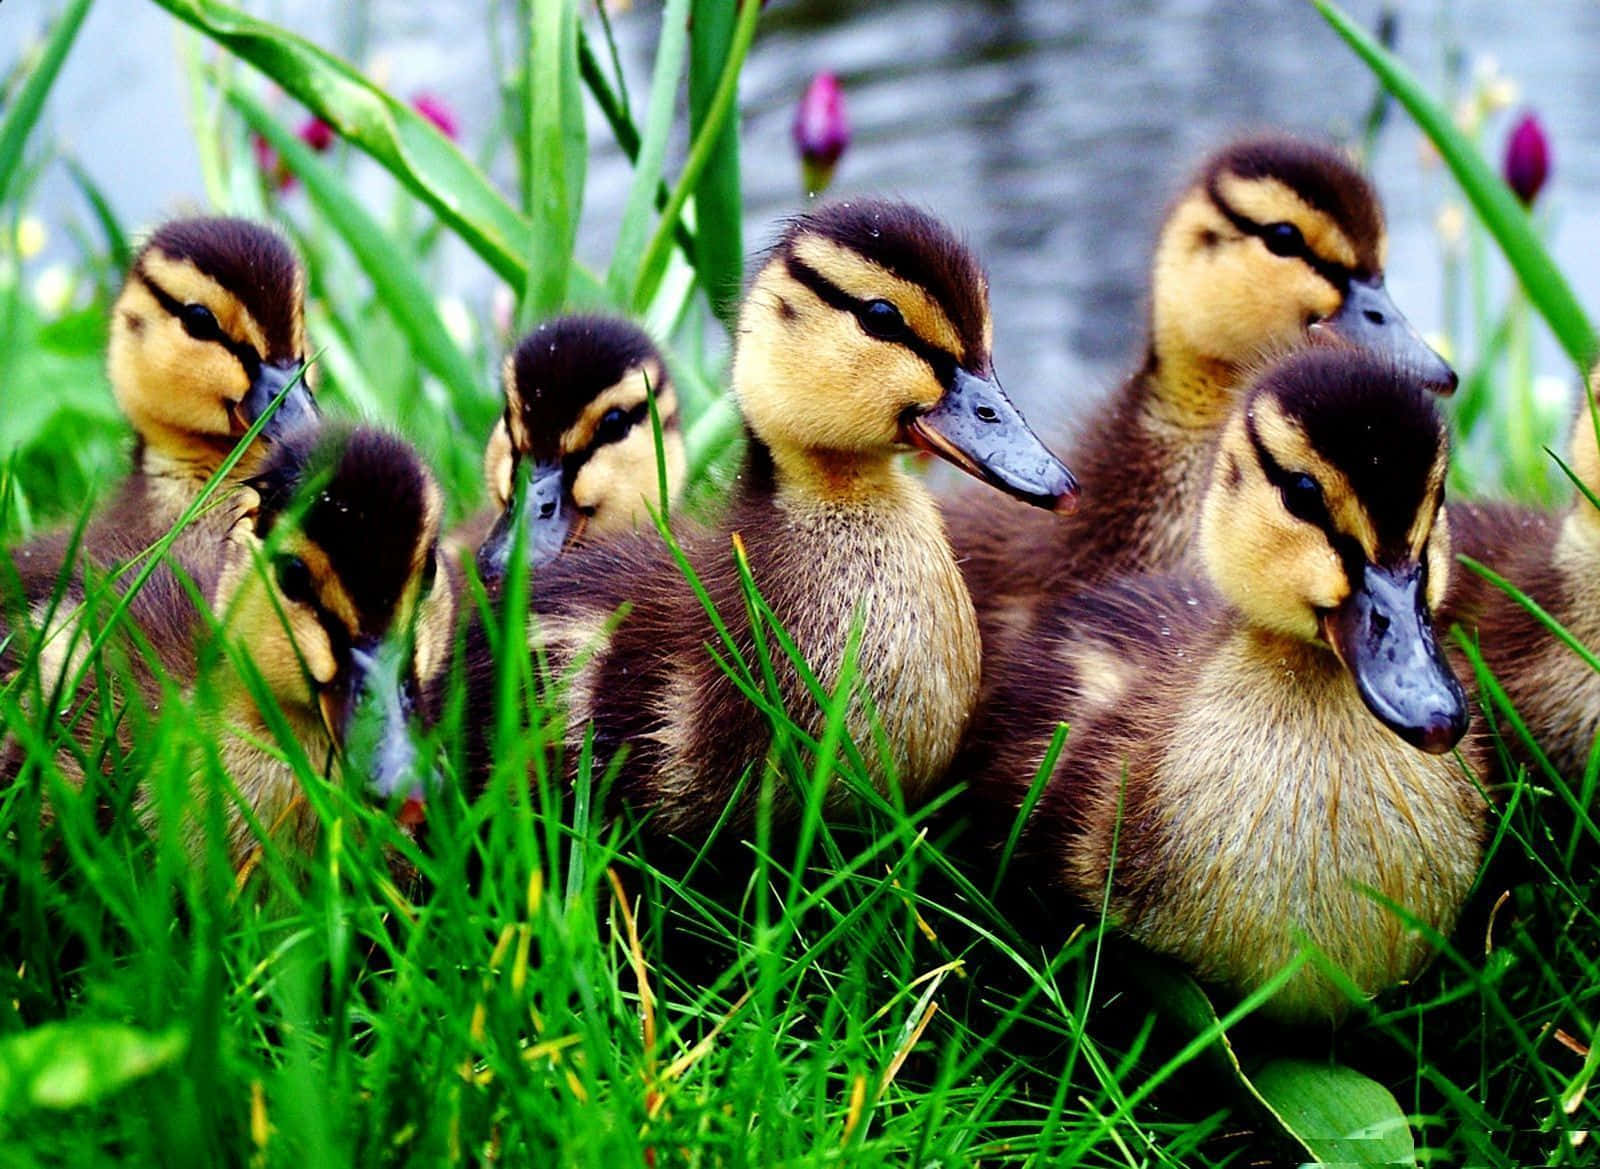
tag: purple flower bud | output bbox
[793,72,850,196]
[298,116,335,153]
[411,93,459,142]
[1504,111,1550,207]
[251,133,296,193]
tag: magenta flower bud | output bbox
[298,116,335,153]
[251,133,296,193]
[1503,112,1550,207]
[793,72,850,196]
[411,93,459,142]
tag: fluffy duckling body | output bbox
[472,315,686,580]
[971,350,1483,1023]
[948,135,1453,623]
[199,425,455,862]
[471,201,1076,836]
[1448,382,1600,786]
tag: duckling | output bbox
[1448,373,1600,791]
[107,215,317,531]
[198,424,455,863]
[2,217,316,731]
[472,314,686,581]
[970,348,1483,1023]
[947,134,1455,619]
[467,200,1077,836]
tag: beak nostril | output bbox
[1364,309,1385,325]
[975,405,999,423]
[539,499,557,519]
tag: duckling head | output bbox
[108,216,317,476]
[476,315,684,581]
[220,425,454,804]
[1199,348,1467,753]
[732,199,1078,511]
[1150,135,1454,423]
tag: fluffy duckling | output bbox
[1449,373,1600,789]
[469,200,1077,836]
[2,218,316,678]
[474,315,686,581]
[971,349,1483,1023]
[949,134,1454,612]
[201,425,455,863]
[107,215,317,530]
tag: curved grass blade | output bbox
[0,0,95,208]
[520,0,587,322]
[1311,0,1595,370]
[229,84,484,408]
[687,0,745,328]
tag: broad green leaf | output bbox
[0,0,94,207]
[152,0,532,286]
[229,84,484,408]
[688,0,745,328]
[606,0,691,303]
[521,0,587,321]
[1253,1058,1417,1167]
[1311,0,1595,370]
[0,1022,186,1117]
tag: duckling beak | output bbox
[1312,279,1458,395]
[1320,562,1469,754]
[475,461,573,583]
[903,369,1079,513]
[322,636,433,811]
[239,359,319,440]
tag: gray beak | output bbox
[1314,279,1458,395]
[330,636,432,813]
[240,359,318,439]
[475,460,574,583]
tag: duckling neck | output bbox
[135,434,248,491]
[1139,336,1243,433]
[760,439,908,510]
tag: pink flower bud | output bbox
[251,133,297,193]
[1503,111,1550,207]
[298,116,335,153]
[793,72,850,196]
[411,93,459,142]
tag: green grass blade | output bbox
[605,0,691,304]
[687,0,744,328]
[0,0,95,208]
[1311,0,1595,369]
[630,0,761,315]
[1252,1058,1417,1167]
[520,0,586,323]
[62,157,130,271]
[229,85,484,408]
[152,0,533,286]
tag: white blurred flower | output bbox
[16,215,46,260]
[1483,78,1520,114]
[1435,203,1467,251]
[437,295,474,349]
[1534,373,1571,417]
[1423,331,1455,367]
[33,264,73,316]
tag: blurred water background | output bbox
[8,0,1597,434]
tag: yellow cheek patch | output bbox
[141,253,269,358]
[792,235,969,363]
[1216,174,1360,272]
[484,417,514,506]
[1404,456,1448,560]
[570,425,677,533]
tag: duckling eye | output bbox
[1261,222,1306,258]
[273,554,316,607]
[1279,472,1326,524]
[180,303,223,343]
[594,406,632,446]
[858,298,907,340]
[420,552,439,598]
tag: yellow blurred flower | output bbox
[1435,203,1467,250]
[33,264,73,316]
[16,215,46,260]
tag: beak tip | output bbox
[1051,484,1081,515]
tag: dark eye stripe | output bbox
[1245,413,1367,584]
[136,266,264,377]
[1205,180,1360,292]
[783,256,959,387]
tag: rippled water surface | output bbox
[12,0,1600,430]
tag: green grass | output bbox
[0,1,1598,1164]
